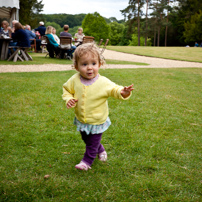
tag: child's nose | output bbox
[87,64,93,69]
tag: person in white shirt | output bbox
[52,27,60,45]
[74,27,85,46]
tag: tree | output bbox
[183,10,202,43]
[144,0,149,45]
[82,12,110,42]
[121,0,145,46]
[143,0,153,46]
[109,22,125,45]
[164,0,173,46]
[150,0,167,46]
[42,14,86,28]
[19,0,44,28]
[129,33,152,46]
[173,0,202,45]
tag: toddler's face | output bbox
[76,53,100,80]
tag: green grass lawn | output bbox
[0,53,148,66]
[0,68,202,201]
[107,46,202,63]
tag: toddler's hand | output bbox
[121,84,134,98]
[66,99,78,109]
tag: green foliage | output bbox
[109,22,125,45]
[19,0,44,28]
[184,10,202,43]
[118,24,131,46]
[82,12,110,42]
[129,34,152,46]
[42,14,86,28]
[172,0,202,45]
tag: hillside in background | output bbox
[41,13,124,28]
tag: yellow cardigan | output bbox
[62,73,131,125]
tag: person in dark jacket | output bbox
[34,21,46,36]
[25,24,41,51]
[10,22,30,47]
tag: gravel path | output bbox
[0,49,202,73]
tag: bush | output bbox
[129,34,152,46]
[82,12,110,42]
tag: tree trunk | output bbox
[145,0,149,46]
[165,25,168,47]
[137,0,140,46]
[157,26,160,46]
[154,30,156,46]
[165,0,169,47]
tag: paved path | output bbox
[103,50,202,68]
[0,50,202,73]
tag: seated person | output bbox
[52,27,60,45]
[194,42,199,47]
[60,25,76,58]
[45,26,60,58]
[0,20,11,38]
[74,27,85,46]
[25,25,41,52]
[9,22,30,48]
[8,20,19,47]
[60,24,72,37]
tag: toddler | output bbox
[62,43,134,171]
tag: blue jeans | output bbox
[60,45,76,58]
[67,45,76,57]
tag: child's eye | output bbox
[92,62,96,65]
[82,63,87,66]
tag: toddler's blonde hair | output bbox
[73,43,105,68]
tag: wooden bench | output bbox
[7,47,33,62]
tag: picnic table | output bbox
[0,37,12,60]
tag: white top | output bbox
[52,34,60,45]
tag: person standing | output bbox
[62,43,134,171]
[34,21,46,37]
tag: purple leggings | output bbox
[80,131,105,166]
